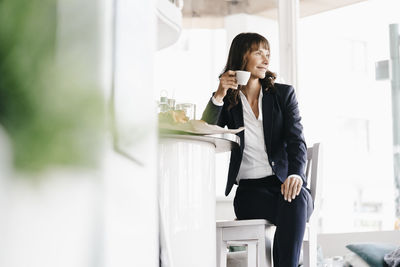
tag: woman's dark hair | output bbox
[221,32,276,109]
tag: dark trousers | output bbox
[233,175,314,267]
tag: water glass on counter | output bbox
[175,103,196,120]
[158,96,169,113]
[158,97,176,113]
[167,98,176,110]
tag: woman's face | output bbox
[244,46,270,79]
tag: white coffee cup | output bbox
[235,70,251,85]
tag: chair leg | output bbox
[217,228,227,267]
[247,241,257,267]
[258,239,266,267]
[302,233,317,267]
[265,226,275,267]
[258,232,268,267]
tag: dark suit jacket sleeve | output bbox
[201,95,228,128]
[282,86,307,181]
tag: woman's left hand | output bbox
[281,176,303,202]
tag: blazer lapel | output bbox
[262,89,274,154]
[230,97,244,150]
[231,97,244,128]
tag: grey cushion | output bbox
[346,243,397,267]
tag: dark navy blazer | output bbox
[201,83,307,196]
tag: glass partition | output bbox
[299,0,399,232]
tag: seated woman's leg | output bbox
[273,187,313,267]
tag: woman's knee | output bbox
[296,187,314,219]
[281,187,311,210]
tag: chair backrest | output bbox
[305,143,322,204]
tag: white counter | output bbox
[158,133,239,267]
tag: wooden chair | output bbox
[216,143,322,267]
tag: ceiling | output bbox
[182,0,367,19]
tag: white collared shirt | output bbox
[236,89,274,182]
[211,90,301,184]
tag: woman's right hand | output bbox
[214,70,238,103]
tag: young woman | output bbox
[202,32,313,267]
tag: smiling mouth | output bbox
[257,67,267,71]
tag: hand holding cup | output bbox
[219,70,238,90]
[215,70,250,102]
[214,70,238,102]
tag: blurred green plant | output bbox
[0,0,104,172]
